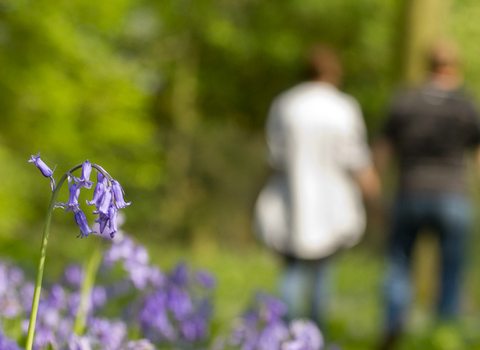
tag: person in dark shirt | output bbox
[375,41,480,349]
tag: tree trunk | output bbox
[400,0,451,85]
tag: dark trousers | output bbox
[384,193,470,334]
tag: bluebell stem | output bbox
[74,211,96,238]
[75,159,94,189]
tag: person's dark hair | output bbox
[305,45,342,82]
[427,40,460,72]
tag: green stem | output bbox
[73,243,103,335]
[25,165,82,350]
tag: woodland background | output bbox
[2,0,480,348]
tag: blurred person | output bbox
[254,45,380,329]
[375,41,480,349]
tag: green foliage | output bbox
[2,0,480,252]
[0,0,161,236]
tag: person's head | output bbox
[426,40,463,90]
[305,45,343,87]
[427,40,461,78]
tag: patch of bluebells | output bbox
[0,259,157,350]
[102,235,216,348]
[0,230,217,349]
[212,293,324,350]
[29,153,130,239]
[0,249,328,350]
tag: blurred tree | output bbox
[3,0,480,253]
[0,0,161,239]
[399,0,452,84]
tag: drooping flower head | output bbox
[30,154,130,240]
[28,153,53,178]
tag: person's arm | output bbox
[353,163,381,202]
[372,136,393,178]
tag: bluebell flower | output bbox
[148,266,166,288]
[93,187,112,215]
[111,179,131,209]
[103,237,135,267]
[74,211,96,238]
[33,326,57,350]
[124,339,156,350]
[86,172,107,206]
[195,270,216,289]
[170,262,189,286]
[257,321,289,350]
[181,316,208,342]
[20,282,35,313]
[258,293,287,323]
[89,318,127,350]
[60,182,81,213]
[282,320,324,350]
[95,213,110,235]
[108,205,118,238]
[75,160,94,189]
[48,284,67,310]
[168,286,193,321]
[67,334,92,350]
[91,286,107,310]
[8,266,24,288]
[140,290,177,342]
[28,152,53,178]
[126,262,151,290]
[64,264,83,288]
[0,326,22,350]
[67,291,81,316]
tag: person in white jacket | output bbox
[255,45,380,326]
